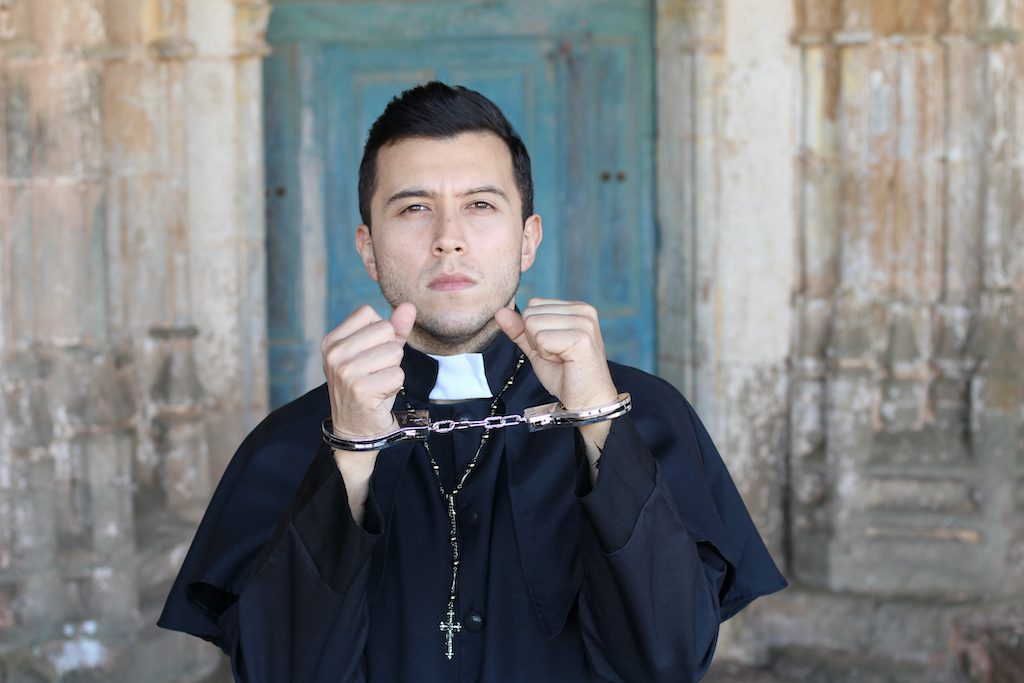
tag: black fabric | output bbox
[158,332,786,682]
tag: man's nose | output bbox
[432,210,467,254]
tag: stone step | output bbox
[706,648,970,683]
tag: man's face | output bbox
[356,131,542,354]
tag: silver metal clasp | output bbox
[395,409,431,440]
[523,392,632,431]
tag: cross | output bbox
[439,607,462,660]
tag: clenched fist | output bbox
[321,303,416,524]
[321,302,417,441]
[495,299,618,476]
[495,298,618,411]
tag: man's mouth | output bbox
[427,274,477,291]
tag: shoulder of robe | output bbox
[235,382,331,463]
[174,383,331,595]
[205,380,330,533]
[159,383,333,638]
[606,362,788,616]
[607,362,705,462]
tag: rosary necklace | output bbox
[326,352,631,658]
[413,353,526,661]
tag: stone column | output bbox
[655,0,798,657]
[655,0,725,398]
[0,0,139,677]
[0,0,270,680]
[656,0,799,665]
[183,0,271,476]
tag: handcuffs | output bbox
[322,392,632,452]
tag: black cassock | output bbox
[159,334,786,682]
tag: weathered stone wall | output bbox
[0,1,269,681]
[697,1,1024,681]
[1,0,1021,681]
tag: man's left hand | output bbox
[495,298,618,413]
[496,299,618,474]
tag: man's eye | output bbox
[402,204,428,214]
[469,201,494,210]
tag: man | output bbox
[159,82,785,682]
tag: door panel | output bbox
[265,1,655,407]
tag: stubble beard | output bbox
[375,256,521,355]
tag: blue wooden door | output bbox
[265,1,655,407]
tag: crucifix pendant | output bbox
[439,607,462,659]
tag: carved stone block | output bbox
[1,379,52,451]
[1,65,32,179]
[151,415,211,511]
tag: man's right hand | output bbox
[321,303,416,526]
[321,302,417,441]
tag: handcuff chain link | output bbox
[429,413,526,434]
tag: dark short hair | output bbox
[357,81,534,227]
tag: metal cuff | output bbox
[523,392,632,431]
[322,410,430,452]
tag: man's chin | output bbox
[412,307,502,352]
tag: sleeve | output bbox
[573,418,726,683]
[185,445,382,683]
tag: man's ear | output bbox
[520,214,542,273]
[356,224,379,281]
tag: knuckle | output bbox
[328,344,353,369]
[349,374,370,396]
[336,361,359,387]
[382,327,397,344]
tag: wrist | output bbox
[333,448,378,526]
[332,412,398,438]
[578,419,612,455]
[332,448,379,476]
[559,377,618,412]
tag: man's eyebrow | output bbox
[384,188,435,206]
[461,185,509,202]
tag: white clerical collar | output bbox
[427,352,492,401]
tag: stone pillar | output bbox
[0,0,137,677]
[0,0,269,680]
[655,0,724,398]
[655,0,799,661]
[183,0,271,477]
[657,0,798,550]
[788,0,843,591]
